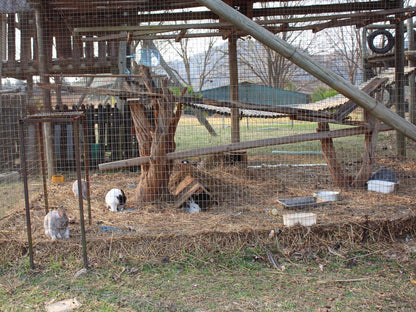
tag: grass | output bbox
[1,245,415,311]
[175,116,362,157]
[176,115,416,162]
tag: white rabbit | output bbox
[186,198,201,213]
[44,207,69,240]
[105,188,127,212]
[72,179,88,200]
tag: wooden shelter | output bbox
[2,1,415,79]
[3,0,416,200]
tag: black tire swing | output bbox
[367,29,395,54]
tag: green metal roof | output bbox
[200,82,309,106]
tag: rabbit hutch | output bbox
[1,0,416,267]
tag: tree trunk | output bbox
[130,66,182,202]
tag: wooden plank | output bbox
[172,175,195,196]
[331,77,388,122]
[99,125,391,171]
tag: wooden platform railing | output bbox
[1,13,119,80]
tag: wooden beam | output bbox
[74,7,416,42]
[37,83,162,98]
[395,1,406,156]
[408,18,416,125]
[99,125,391,171]
[41,1,396,28]
[195,0,416,142]
[229,35,240,143]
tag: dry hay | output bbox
[1,156,416,266]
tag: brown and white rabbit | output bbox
[44,207,69,240]
[72,179,88,200]
[105,188,127,212]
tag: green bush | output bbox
[311,86,339,102]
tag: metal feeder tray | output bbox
[277,196,327,210]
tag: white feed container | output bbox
[313,191,339,202]
[367,180,395,193]
[283,212,317,227]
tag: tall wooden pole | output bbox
[35,6,56,177]
[0,14,4,90]
[395,0,406,156]
[7,14,15,65]
[229,35,240,143]
[407,18,416,125]
[195,0,416,142]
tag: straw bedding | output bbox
[1,156,415,265]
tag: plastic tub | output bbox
[283,212,317,227]
[367,180,395,193]
[313,191,339,202]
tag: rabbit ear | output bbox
[58,208,64,217]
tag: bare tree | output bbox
[325,26,363,84]
[236,1,314,90]
[237,35,301,89]
[164,37,226,92]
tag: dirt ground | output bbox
[1,153,416,265]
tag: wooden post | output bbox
[408,18,416,125]
[229,35,240,143]
[98,41,106,65]
[35,8,56,178]
[19,120,34,269]
[195,0,416,142]
[351,110,380,187]
[0,14,5,62]
[317,122,350,188]
[20,12,31,75]
[0,14,4,90]
[395,0,406,156]
[7,14,15,64]
[55,20,73,59]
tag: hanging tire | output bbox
[367,29,395,54]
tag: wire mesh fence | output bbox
[1,1,416,257]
